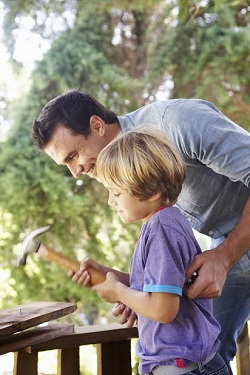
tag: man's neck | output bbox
[105,121,122,142]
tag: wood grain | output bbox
[0,301,77,337]
[0,324,74,355]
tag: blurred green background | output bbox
[0,0,249,325]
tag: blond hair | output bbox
[96,126,186,203]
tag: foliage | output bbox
[145,0,250,126]
[0,0,249,319]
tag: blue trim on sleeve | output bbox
[143,284,182,296]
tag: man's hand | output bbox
[112,302,137,328]
[185,198,250,299]
[184,248,229,299]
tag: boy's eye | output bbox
[114,193,121,197]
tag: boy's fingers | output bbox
[112,302,126,317]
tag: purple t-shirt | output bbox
[130,206,221,375]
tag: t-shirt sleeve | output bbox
[142,223,193,297]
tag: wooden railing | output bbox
[9,322,249,375]
[12,323,139,375]
[0,299,248,375]
[236,322,250,375]
[0,302,139,375]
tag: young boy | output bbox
[70,128,229,375]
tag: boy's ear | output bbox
[148,192,162,202]
[89,115,106,136]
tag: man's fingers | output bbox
[186,284,221,299]
[184,277,206,299]
[185,271,199,287]
[185,271,222,299]
[185,256,202,281]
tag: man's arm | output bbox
[185,197,250,299]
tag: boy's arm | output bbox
[93,272,179,324]
[185,197,250,299]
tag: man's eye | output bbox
[69,153,78,161]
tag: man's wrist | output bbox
[216,235,243,270]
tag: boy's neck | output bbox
[142,202,172,223]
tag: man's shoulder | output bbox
[126,98,217,116]
[118,98,219,132]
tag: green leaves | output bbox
[0,0,249,319]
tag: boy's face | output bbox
[108,189,162,223]
[44,122,111,179]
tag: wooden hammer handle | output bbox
[37,244,106,286]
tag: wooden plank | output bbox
[14,351,38,375]
[0,301,77,337]
[0,324,74,355]
[236,322,250,375]
[29,323,138,352]
[57,347,80,375]
[97,340,132,375]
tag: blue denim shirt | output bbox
[118,99,250,239]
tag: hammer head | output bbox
[17,225,52,266]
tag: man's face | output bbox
[44,121,111,179]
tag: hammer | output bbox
[17,225,106,286]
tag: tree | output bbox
[145,1,250,126]
[0,0,249,317]
[0,2,146,319]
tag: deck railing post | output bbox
[236,322,250,375]
[57,347,80,375]
[97,340,133,375]
[13,351,38,375]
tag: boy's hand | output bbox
[112,303,137,327]
[68,257,103,287]
[92,272,120,303]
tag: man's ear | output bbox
[89,115,106,136]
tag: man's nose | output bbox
[68,164,82,178]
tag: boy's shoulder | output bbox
[153,205,184,223]
[148,206,193,236]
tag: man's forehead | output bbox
[44,142,67,165]
[44,127,78,164]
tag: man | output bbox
[31,89,250,373]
